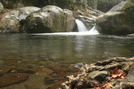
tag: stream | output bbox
[0,33,134,88]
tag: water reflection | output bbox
[0,34,134,65]
[1,34,134,88]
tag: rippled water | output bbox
[0,33,134,65]
[0,33,134,88]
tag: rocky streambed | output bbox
[0,62,79,89]
[0,57,134,89]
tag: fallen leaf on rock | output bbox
[111,67,126,79]
[94,82,113,89]
[101,82,113,88]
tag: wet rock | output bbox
[123,64,134,83]
[0,66,15,76]
[87,71,109,83]
[23,5,75,33]
[76,15,96,30]
[61,57,134,89]
[73,63,88,68]
[0,73,29,87]
[72,9,103,32]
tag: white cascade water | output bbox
[88,26,99,34]
[33,19,99,36]
[75,19,88,32]
[75,19,99,35]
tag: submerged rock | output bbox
[88,70,109,82]
[0,73,29,87]
[0,66,36,88]
[96,0,134,35]
[23,5,75,33]
[0,66,15,76]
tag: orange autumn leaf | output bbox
[111,67,126,79]
[94,87,101,89]
[94,82,113,89]
[101,82,113,88]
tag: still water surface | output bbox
[0,33,134,88]
[0,33,134,65]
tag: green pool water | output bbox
[0,33,134,88]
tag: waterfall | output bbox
[75,19,88,32]
[34,19,99,35]
[88,26,99,34]
[75,19,99,34]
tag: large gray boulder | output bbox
[0,6,40,33]
[0,19,19,33]
[23,5,75,33]
[0,2,4,13]
[96,0,134,35]
[63,9,75,32]
[97,0,123,12]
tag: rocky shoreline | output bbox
[0,57,134,89]
[0,0,134,35]
[60,57,134,89]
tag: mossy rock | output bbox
[96,0,134,35]
[97,0,123,12]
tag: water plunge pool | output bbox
[0,33,134,88]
